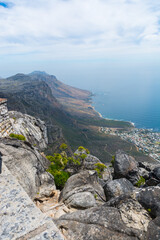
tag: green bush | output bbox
[135,176,145,187]
[94,162,107,178]
[60,143,68,150]
[78,146,90,154]
[9,133,26,141]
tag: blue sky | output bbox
[0,0,160,87]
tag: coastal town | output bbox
[101,127,160,162]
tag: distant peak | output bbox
[29,71,48,76]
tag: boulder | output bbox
[153,167,160,180]
[104,178,134,201]
[55,206,146,240]
[138,167,149,180]
[59,171,106,209]
[136,186,160,218]
[146,217,160,240]
[0,138,55,199]
[114,150,139,184]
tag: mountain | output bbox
[30,71,98,118]
[0,72,154,163]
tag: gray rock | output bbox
[59,171,106,209]
[55,205,146,240]
[153,167,160,180]
[146,178,159,186]
[9,111,48,150]
[146,217,160,240]
[65,192,96,209]
[104,178,134,201]
[138,167,149,180]
[136,186,160,218]
[0,138,56,199]
[114,150,139,184]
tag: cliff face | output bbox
[0,138,56,199]
[0,99,13,137]
[9,111,48,150]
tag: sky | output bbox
[0,0,160,89]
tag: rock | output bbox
[104,178,134,201]
[146,217,160,240]
[67,150,112,181]
[0,138,56,199]
[115,198,151,232]
[59,171,106,209]
[138,167,150,180]
[146,178,159,186]
[65,192,96,209]
[9,111,48,150]
[153,167,160,180]
[114,150,139,184]
[55,206,146,240]
[136,186,160,218]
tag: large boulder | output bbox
[152,167,160,180]
[59,171,106,209]
[146,217,160,240]
[55,206,146,240]
[136,186,160,218]
[0,138,56,199]
[114,150,139,184]
[104,178,134,201]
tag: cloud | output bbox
[0,0,160,59]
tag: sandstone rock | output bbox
[55,206,146,240]
[0,138,55,199]
[59,171,106,209]
[104,178,134,201]
[114,150,139,184]
[146,217,160,240]
[136,186,160,218]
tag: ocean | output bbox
[92,81,160,132]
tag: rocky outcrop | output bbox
[146,217,160,240]
[0,99,13,137]
[0,138,56,199]
[9,111,48,150]
[59,171,106,209]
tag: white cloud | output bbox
[0,0,160,59]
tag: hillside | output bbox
[0,72,154,163]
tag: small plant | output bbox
[60,143,68,150]
[9,133,26,141]
[94,162,107,178]
[94,194,98,199]
[110,155,115,167]
[78,146,86,152]
[135,176,145,187]
[147,208,151,213]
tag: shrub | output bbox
[135,176,145,187]
[9,133,26,141]
[94,163,107,178]
[60,143,68,150]
[78,146,86,152]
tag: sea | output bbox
[91,81,160,132]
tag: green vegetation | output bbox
[135,176,146,187]
[94,162,107,178]
[47,144,89,189]
[111,155,115,167]
[9,133,26,141]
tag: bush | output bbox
[60,143,68,150]
[9,133,26,141]
[94,162,107,178]
[50,170,70,189]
